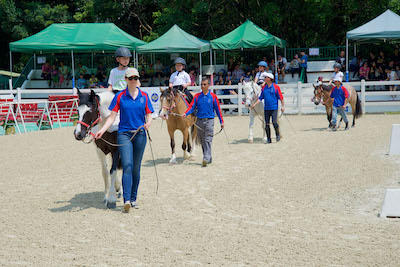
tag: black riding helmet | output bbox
[115,47,132,58]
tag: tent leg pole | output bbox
[346,39,349,82]
[71,51,75,89]
[274,45,278,84]
[133,50,136,68]
[199,52,202,85]
[91,51,94,69]
[10,51,12,88]
[223,50,226,66]
[34,53,36,70]
[354,43,356,57]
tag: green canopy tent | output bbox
[210,20,286,81]
[345,10,400,81]
[9,23,145,87]
[136,25,211,81]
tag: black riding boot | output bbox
[274,124,281,141]
[266,125,272,143]
[184,88,193,104]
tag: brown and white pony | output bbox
[159,87,197,164]
[313,83,362,128]
[74,89,122,208]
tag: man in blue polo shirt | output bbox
[183,78,224,167]
[300,50,308,83]
[330,77,350,131]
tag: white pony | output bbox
[243,81,283,143]
[74,90,122,208]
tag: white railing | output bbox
[1,79,400,118]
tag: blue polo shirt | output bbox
[300,54,308,68]
[330,85,349,107]
[109,88,154,132]
[259,83,283,111]
[185,91,224,124]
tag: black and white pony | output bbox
[74,89,122,208]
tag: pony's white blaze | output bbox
[75,104,91,136]
[159,97,169,120]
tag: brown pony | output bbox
[159,87,197,164]
[313,83,362,128]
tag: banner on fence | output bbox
[141,87,162,113]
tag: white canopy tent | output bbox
[346,10,400,81]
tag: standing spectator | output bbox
[359,62,370,80]
[189,69,197,86]
[243,71,252,82]
[368,52,377,66]
[228,57,237,72]
[183,78,224,167]
[154,58,164,78]
[392,49,400,67]
[188,57,199,72]
[51,64,59,88]
[77,74,87,89]
[232,64,244,84]
[59,61,69,86]
[386,67,398,99]
[96,63,106,82]
[41,61,51,81]
[299,50,308,83]
[349,56,360,78]
[369,62,380,81]
[277,55,287,82]
[289,54,301,78]
[336,51,346,70]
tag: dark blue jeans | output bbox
[117,130,147,203]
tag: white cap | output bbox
[265,73,274,80]
[333,77,342,83]
[125,68,140,78]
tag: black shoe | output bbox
[267,139,272,144]
[345,122,349,130]
[276,135,281,142]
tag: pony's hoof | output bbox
[262,139,268,144]
[248,139,253,143]
[169,159,177,165]
[106,201,117,209]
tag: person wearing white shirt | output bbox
[169,57,193,103]
[107,47,141,91]
[254,61,269,86]
[329,62,344,84]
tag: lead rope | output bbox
[82,125,159,194]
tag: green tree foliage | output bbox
[0,0,398,69]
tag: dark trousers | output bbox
[300,67,307,83]
[117,130,146,203]
[264,110,279,140]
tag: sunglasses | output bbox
[127,76,139,81]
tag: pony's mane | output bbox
[161,87,179,97]
[321,84,333,92]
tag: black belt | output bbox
[198,118,213,121]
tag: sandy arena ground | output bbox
[1,114,400,266]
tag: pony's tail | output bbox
[192,124,201,145]
[355,93,362,118]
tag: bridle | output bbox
[161,89,182,115]
[77,97,102,139]
[245,84,260,104]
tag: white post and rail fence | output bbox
[1,80,400,135]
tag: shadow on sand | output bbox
[301,127,328,132]
[230,138,264,144]
[49,191,120,212]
